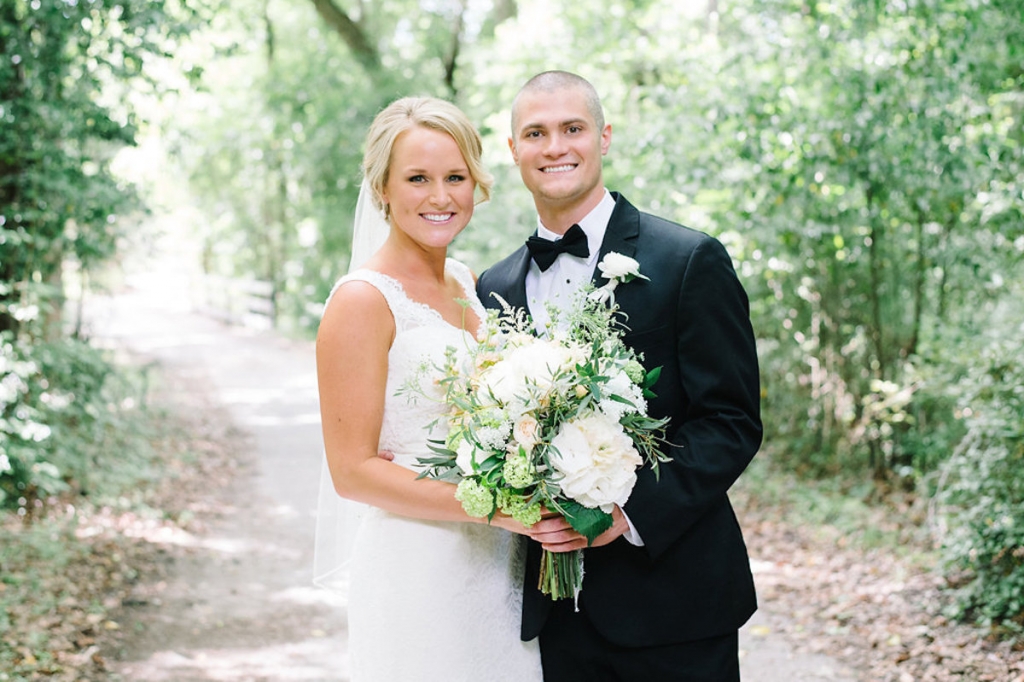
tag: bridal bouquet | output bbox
[411,254,669,602]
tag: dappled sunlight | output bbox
[240,411,323,427]
[271,584,346,608]
[74,503,305,559]
[117,637,348,682]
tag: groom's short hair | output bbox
[511,71,606,135]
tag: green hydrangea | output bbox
[502,453,535,488]
[455,478,495,518]
[624,359,646,385]
[497,489,543,527]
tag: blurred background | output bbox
[2,0,1023,677]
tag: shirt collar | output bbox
[535,189,615,259]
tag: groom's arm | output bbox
[623,234,763,562]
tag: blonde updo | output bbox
[362,97,493,216]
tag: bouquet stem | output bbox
[538,548,584,604]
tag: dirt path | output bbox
[84,262,858,681]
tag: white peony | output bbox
[477,338,584,407]
[455,440,478,475]
[548,412,643,511]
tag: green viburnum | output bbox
[502,453,535,488]
[624,359,646,385]
[455,478,495,518]
[497,489,543,526]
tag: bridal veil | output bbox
[312,178,390,593]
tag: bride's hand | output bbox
[525,506,630,552]
[486,510,539,536]
[487,509,571,539]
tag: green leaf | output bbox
[642,366,662,399]
[560,500,613,544]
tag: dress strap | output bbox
[326,259,484,333]
[444,259,486,323]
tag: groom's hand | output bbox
[531,506,630,552]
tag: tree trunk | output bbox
[865,183,886,380]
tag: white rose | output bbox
[548,412,643,511]
[512,414,540,450]
[597,252,642,281]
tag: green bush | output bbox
[0,332,152,511]
[935,329,1024,630]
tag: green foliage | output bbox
[0,332,158,511]
[686,0,1023,480]
[0,520,81,672]
[173,0,489,333]
[0,0,197,337]
[0,0,196,512]
[935,298,1024,629]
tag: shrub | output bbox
[0,332,152,512]
[934,327,1024,630]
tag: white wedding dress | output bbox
[324,259,542,682]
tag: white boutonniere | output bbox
[589,252,649,304]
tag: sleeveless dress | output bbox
[330,259,542,682]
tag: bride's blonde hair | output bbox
[362,97,493,217]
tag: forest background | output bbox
[2,0,1023,674]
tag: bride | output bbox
[313,96,543,681]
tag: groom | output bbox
[477,71,763,681]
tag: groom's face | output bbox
[509,86,611,218]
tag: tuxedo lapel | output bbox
[483,246,531,312]
[593,192,640,288]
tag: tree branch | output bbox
[441,1,468,97]
[479,0,517,39]
[309,0,380,73]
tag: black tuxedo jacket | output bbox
[476,192,762,647]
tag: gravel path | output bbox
[84,260,859,681]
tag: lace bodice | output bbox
[329,259,485,469]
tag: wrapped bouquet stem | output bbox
[540,546,584,601]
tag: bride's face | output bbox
[383,126,476,250]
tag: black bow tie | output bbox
[525,224,590,272]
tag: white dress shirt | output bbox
[523,190,644,547]
[525,191,615,333]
